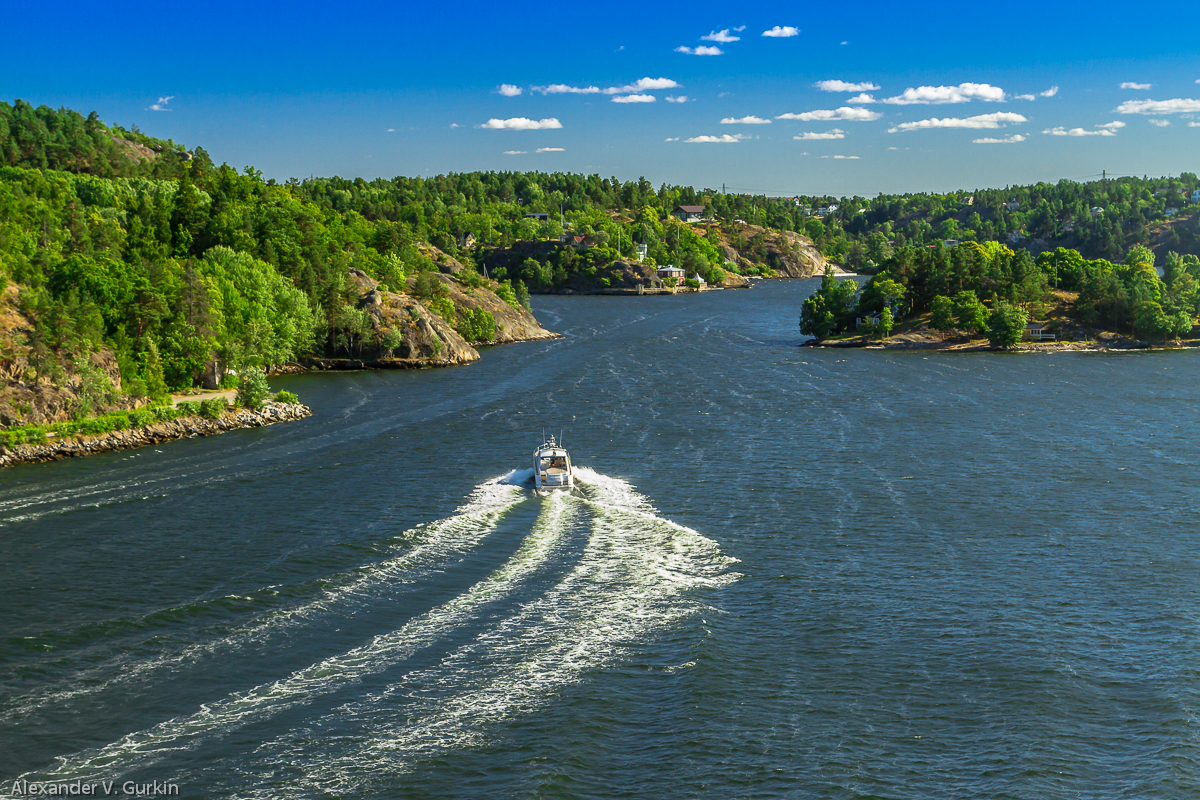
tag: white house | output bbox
[635,243,648,263]
[672,205,705,223]
[1026,321,1055,341]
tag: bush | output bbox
[274,390,299,404]
[200,398,226,419]
[236,366,270,411]
[219,372,238,390]
[177,400,201,417]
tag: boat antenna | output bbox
[559,429,564,448]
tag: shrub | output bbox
[200,398,226,419]
[274,390,299,404]
[236,366,270,411]
[219,372,238,390]
[177,400,201,417]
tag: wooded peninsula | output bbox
[2,99,1199,443]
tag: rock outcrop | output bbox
[0,402,312,468]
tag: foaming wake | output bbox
[9,488,578,788]
[218,469,740,796]
[0,474,528,726]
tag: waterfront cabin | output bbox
[1026,321,1056,341]
[657,265,685,280]
[673,205,705,223]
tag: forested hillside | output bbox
[1,99,1197,426]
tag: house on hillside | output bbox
[1007,231,1026,244]
[1062,219,1077,233]
[636,243,648,263]
[1166,207,1180,217]
[672,205,705,223]
[1090,206,1104,218]
[817,204,839,217]
[1006,200,1021,211]
[656,265,685,281]
[524,213,550,222]
[1191,190,1200,203]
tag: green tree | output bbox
[236,366,270,410]
[930,295,955,335]
[879,307,894,339]
[987,302,1028,348]
[1135,301,1174,342]
[952,291,989,335]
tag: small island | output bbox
[800,243,1200,351]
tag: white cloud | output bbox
[1096,121,1125,129]
[776,107,882,121]
[721,115,771,124]
[1190,122,1200,127]
[1116,98,1200,115]
[685,134,748,143]
[498,84,523,97]
[972,134,1027,143]
[481,117,563,130]
[733,25,746,31]
[612,94,656,103]
[665,95,689,103]
[840,41,848,45]
[793,129,846,140]
[1015,94,1036,101]
[1149,119,1171,126]
[882,83,1006,105]
[449,123,461,128]
[762,25,799,37]
[702,29,740,42]
[1040,86,1059,97]
[820,155,860,159]
[604,77,681,94]
[664,137,680,141]
[503,150,527,155]
[814,80,880,92]
[888,112,1027,132]
[1120,82,1152,90]
[676,45,723,55]
[386,128,395,132]
[148,95,173,111]
[1042,126,1116,137]
[846,93,876,104]
[535,84,601,95]
[536,147,565,152]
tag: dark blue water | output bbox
[3,280,1200,799]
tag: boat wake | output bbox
[5,468,738,798]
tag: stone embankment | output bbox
[0,402,311,468]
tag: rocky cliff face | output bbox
[439,276,558,345]
[725,226,830,278]
[0,285,145,427]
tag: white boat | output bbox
[533,435,574,493]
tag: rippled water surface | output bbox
[4,279,1200,799]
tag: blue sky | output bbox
[4,0,1200,196]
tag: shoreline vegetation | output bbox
[2,100,1199,458]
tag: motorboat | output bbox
[533,435,574,493]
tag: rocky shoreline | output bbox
[0,402,312,468]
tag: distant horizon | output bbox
[5,0,1198,197]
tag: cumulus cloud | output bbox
[846,93,876,104]
[776,107,881,121]
[448,123,461,128]
[148,96,173,111]
[665,95,689,103]
[685,134,748,143]
[1015,94,1036,101]
[972,134,1027,143]
[814,80,880,92]
[820,155,860,159]
[1096,121,1125,129]
[481,117,563,130]
[1041,86,1059,97]
[605,77,680,94]
[888,112,1027,132]
[664,137,680,141]
[1120,82,1152,90]
[882,83,1006,104]
[1190,122,1200,127]
[702,29,740,42]
[498,84,523,97]
[733,25,746,31]
[1149,119,1171,126]
[1115,98,1200,115]
[536,147,565,152]
[1042,126,1116,137]
[612,94,656,103]
[676,45,723,55]
[503,150,527,155]
[386,128,395,132]
[721,115,771,124]
[535,84,601,95]
[762,25,799,37]
[793,129,846,140]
